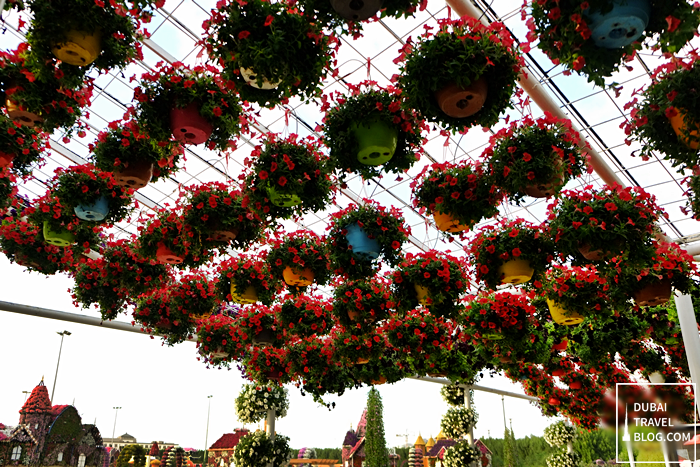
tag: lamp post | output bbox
[22,391,30,402]
[50,330,71,403]
[204,396,213,467]
[112,407,122,448]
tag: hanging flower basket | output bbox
[440,406,478,439]
[547,184,661,264]
[287,337,355,403]
[331,325,385,365]
[204,0,338,108]
[625,58,700,172]
[469,218,554,290]
[275,294,333,339]
[26,0,143,71]
[526,0,700,87]
[216,255,281,306]
[332,277,393,328]
[133,288,195,345]
[234,384,289,424]
[442,441,480,467]
[327,200,409,279]
[608,241,696,307]
[412,160,501,234]
[546,452,581,467]
[136,210,211,269]
[231,304,282,348]
[134,62,248,151]
[440,384,467,406]
[241,346,291,384]
[265,229,331,290]
[464,291,535,341]
[391,251,469,319]
[321,82,426,181]
[540,265,616,325]
[196,314,238,366]
[168,273,219,322]
[0,118,48,179]
[90,120,183,189]
[0,217,74,274]
[484,113,589,204]
[396,17,523,134]
[543,421,577,448]
[1,46,93,134]
[180,181,265,251]
[243,134,335,222]
[233,431,291,467]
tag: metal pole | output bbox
[266,409,276,467]
[112,407,121,448]
[674,291,700,418]
[204,396,212,467]
[464,388,474,446]
[51,331,71,403]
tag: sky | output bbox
[0,254,556,451]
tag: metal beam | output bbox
[410,376,538,402]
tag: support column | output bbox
[266,409,276,467]
[675,291,700,418]
[464,388,474,446]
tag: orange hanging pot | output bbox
[230,283,258,305]
[0,151,16,168]
[632,278,672,307]
[156,242,184,265]
[433,211,469,233]
[434,77,488,118]
[668,108,700,150]
[114,160,154,189]
[282,266,315,286]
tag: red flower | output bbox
[278,176,288,187]
[238,31,251,39]
[259,170,269,180]
[264,15,274,26]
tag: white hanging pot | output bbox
[239,67,281,90]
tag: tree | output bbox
[149,443,160,457]
[365,388,389,467]
[502,428,516,467]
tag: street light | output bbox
[204,396,213,467]
[50,330,72,403]
[112,407,122,448]
[22,391,30,402]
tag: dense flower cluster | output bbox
[439,406,478,439]
[235,384,289,424]
[543,421,576,448]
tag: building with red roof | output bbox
[341,410,398,467]
[0,379,105,467]
[206,429,249,467]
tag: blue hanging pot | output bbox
[345,223,380,260]
[585,0,650,49]
[74,195,110,221]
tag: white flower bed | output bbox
[440,407,478,439]
[235,383,289,424]
[543,421,576,448]
[546,452,580,467]
[443,440,480,467]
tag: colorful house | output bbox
[0,379,105,467]
[412,432,492,467]
[206,429,249,467]
[341,411,398,467]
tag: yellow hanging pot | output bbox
[498,258,534,285]
[230,283,259,304]
[546,299,584,326]
[51,30,102,66]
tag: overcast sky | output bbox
[0,255,556,450]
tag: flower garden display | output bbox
[442,441,480,467]
[547,184,661,263]
[117,445,146,467]
[233,431,291,467]
[136,210,210,268]
[241,345,291,383]
[352,350,408,386]
[526,0,700,87]
[320,83,426,180]
[412,161,501,234]
[607,241,697,307]
[625,59,700,171]
[231,304,282,347]
[243,134,335,221]
[48,164,134,224]
[439,406,478,439]
[464,291,535,340]
[287,337,355,402]
[0,117,48,178]
[391,251,468,319]
[180,181,265,250]
[469,219,554,290]
[27,190,102,249]
[204,0,338,108]
[26,0,143,71]
[331,277,393,328]
[327,200,409,279]
[441,384,467,406]
[546,452,581,467]
[216,255,281,306]
[133,62,247,150]
[0,218,74,274]
[265,230,330,289]
[331,325,385,365]
[539,265,615,325]
[133,288,194,345]
[1,46,93,133]
[543,421,576,447]
[196,314,238,365]
[71,256,129,321]
[484,113,588,204]
[275,294,333,339]
[90,121,183,189]
[234,383,289,424]
[167,273,219,322]
[396,17,523,133]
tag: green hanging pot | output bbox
[43,221,75,247]
[351,119,398,166]
[266,185,302,207]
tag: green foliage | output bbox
[0,117,48,178]
[204,0,336,108]
[312,448,342,460]
[296,0,421,36]
[503,428,517,467]
[365,388,389,467]
[265,230,331,287]
[397,17,522,133]
[117,445,146,467]
[321,85,425,181]
[626,60,700,171]
[528,0,700,86]
[136,210,211,270]
[0,218,73,274]
[216,255,281,306]
[46,406,83,444]
[332,277,393,328]
[134,62,247,152]
[234,431,291,467]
